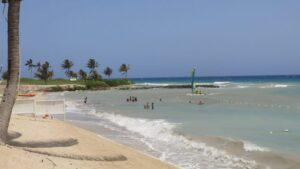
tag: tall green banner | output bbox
[191,68,196,93]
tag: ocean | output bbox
[51,75,300,169]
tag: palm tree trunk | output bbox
[0,0,21,145]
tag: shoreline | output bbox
[6,80,300,169]
[0,83,219,94]
[2,114,178,169]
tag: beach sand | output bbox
[0,115,178,169]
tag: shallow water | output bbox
[56,80,300,169]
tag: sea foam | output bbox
[260,84,289,89]
[243,141,269,152]
[95,112,261,169]
[137,82,172,86]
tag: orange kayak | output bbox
[18,93,36,97]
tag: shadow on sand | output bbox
[9,138,78,148]
[7,130,127,161]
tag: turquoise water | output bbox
[62,76,300,169]
[131,75,300,84]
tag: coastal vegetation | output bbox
[25,58,35,78]
[119,64,130,79]
[19,78,133,91]
[61,59,75,79]
[104,67,113,79]
[34,61,54,84]
[87,59,100,80]
[15,57,133,90]
[78,69,88,82]
[1,71,8,80]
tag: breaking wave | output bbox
[95,112,264,169]
[260,84,289,89]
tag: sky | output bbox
[0,0,300,78]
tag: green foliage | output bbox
[72,85,87,91]
[88,70,101,80]
[103,79,133,87]
[35,61,53,84]
[20,78,86,85]
[61,59,74,78]
[87,59,101,80]
[25,58,35,78]
[104,67,113,78]
[2,71,8,80]
[25,59,34,70]
[87,59,99,70]
[78,69,87,81]
[68,70,77,78]
[50,85,64,92]
[85,80,109,89]
[119,64,130,78]
[35,62,41,69]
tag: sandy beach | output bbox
[1,115,178,169]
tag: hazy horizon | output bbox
[1,0,299,78]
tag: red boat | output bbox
[18,93,36,97]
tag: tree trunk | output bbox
[0,0,21,145]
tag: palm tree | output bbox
[78,69,87,82]
[104,67,113,79]
[25,58,35,78]
[89,70,101,80]
[68,70,77,78]
[35,62,53,84]
[61,59,74,79]
[87,59,100,80]
[119,64,130,79]
[87,59,98,71]
[35,62,41,69]
[0,0,21,144]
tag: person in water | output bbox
[84,97,88,104]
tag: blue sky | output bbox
[0,0,300,78]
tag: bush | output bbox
[85,80,109,89]
[50,85,64,92]
[103,79,133,87]
[72,85,87,91]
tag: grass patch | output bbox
[85,80,109,90]
[20,78,86,85]
[103,79,133,87]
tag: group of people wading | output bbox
[126,96,159,110]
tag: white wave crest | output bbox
[213,81,231,87]
[213,81,231,85]
[237,85,250,89]
[274,84,288,88]
[137,82,171,86]
[95,112,259,169]
[243,141,269,152]
[260,84,288,89]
